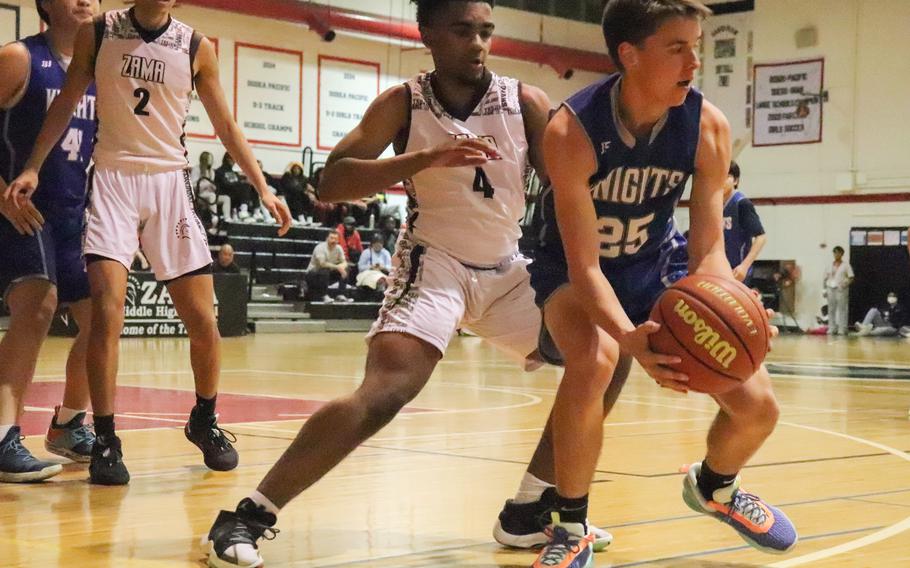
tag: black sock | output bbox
[697,460,738,501]
[194,394,217,419]
[95,414,115,440]
[553,493,588,528]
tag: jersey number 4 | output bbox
[60,127,83,162]
[597,213,655,259]
[473,167,495,199]
[133,87,151,116]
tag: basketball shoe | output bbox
[0,426,63,482]
[681,462,798,553]
[494,487,612,551]
[205,498,279,568]
[89,434,130,485]
[185,408,239,471]
[531,515,595,568]
[45,406,95,462]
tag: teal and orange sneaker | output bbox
[45,406,95,463]
[681,462,798,554]
[531,515,595,568]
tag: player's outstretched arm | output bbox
[688,100,733,278]
[319,85,498,203]
[5,20,96,205]
[194,36,291,236]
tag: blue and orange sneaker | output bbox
[681,462,798,554]
[531,514,595,568]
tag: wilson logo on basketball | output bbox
[695,280,758,336]
[672,299,738,369]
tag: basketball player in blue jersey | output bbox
[519,1,796,566]
[0,0,100,482]
[722,160,766,284]
[7,0,292,486]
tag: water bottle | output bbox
[368,213,375,229]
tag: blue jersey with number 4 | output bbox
[537,73,701,269]
[0,34,96,213]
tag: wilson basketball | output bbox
[648,275,770,394]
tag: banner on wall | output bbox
[234,42,302,147]
[186,37,219,139]
[0,4,18,43]
[318,55,380,151]
[698,11,753,148]
[752,59,824,147]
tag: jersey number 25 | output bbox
[597,213,654,258]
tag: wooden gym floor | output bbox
[2,332,910,567]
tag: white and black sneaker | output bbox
[205,498,279,568]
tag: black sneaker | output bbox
[493,487,613,552]
[89,434,130,485]
[185,409,239,471]
[205,498,279,568]
[0,426,63,483]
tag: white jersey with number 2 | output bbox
[93,8,198,172]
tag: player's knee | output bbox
[360,390,411,433]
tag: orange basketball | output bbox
[648,275,770,394]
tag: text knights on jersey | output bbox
[121,54,167,84]
[591,166,688,205]
[45,89,96,121]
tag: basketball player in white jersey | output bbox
[8,0,292,486]
[202,1,611,566]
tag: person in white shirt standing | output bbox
[7,0,291,486]
[824,245,854,336]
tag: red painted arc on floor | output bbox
[21,382,432,436]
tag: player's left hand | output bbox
[732,264,748,281]
[0,195,44,235]
[261,193,292,236]
[4,167,39,209]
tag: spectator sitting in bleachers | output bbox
[336,216,363,263]
[215,152,258,220]
[308,167,343,227]
[306,230,353,303]
[357,234,392,297]
[379,215,400,255]
[213,244,240,274]
[280,162,316,222]
[855,292,906,336]
[192,151,230,224]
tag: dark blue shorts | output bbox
[0,208,89,305]
[529,232,688,365]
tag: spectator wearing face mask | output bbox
[855,292,905,337]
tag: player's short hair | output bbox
[729,160,740,181]
[411,0,494,27]
[832,245,845,254]
[602,0,712,71]
[35,0,50,25]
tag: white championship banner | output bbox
[234,42,302,147]
[752,58,824,147]
[317,55,380,150]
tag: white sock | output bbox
[56,406,83,425]
[513,471,554,504]
[249,490,281,516]
[0,424,13,441]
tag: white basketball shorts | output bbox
[367,234,542,367]
[84,167,211,281]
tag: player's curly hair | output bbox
[411,0,494,27]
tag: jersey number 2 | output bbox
[473,167,495,199]
[133,87,151,116]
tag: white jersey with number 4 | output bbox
[93,8,198,172]
[403,72,530,267]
